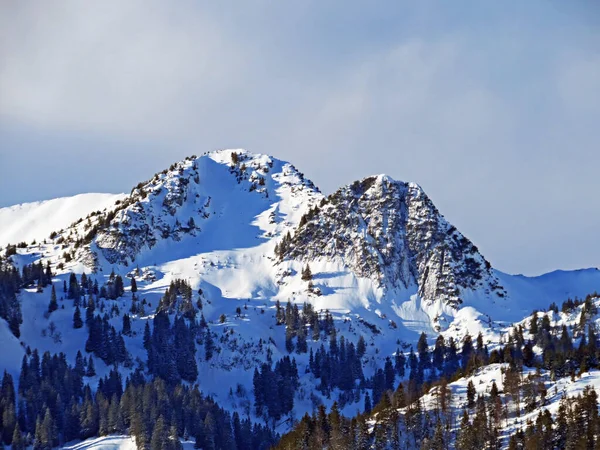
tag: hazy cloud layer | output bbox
[0,1,598,275]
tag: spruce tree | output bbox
[86,357,96,377]
[364,392,372,414]
[296,325,308,354]
[204,329,214,361]
[122,314,131,336]
[301,265,312,281]
[48,285,58,313]
[466,380,476,409]
[73,306,83,329]
[11,423,24,450]
[150,415,167,450]
[529,311,539,336]
[114,275,124,299]
[357,335,366,359]
[394,349,406,377]
[461,335,474,370]
[417,332,430,369]
[432,335,446,373]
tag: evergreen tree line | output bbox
[503,299,600,378]
[0,256,23,337]
[144,311,199,384]
[506,386,599,449]
[0,259,53,337]
[276,296,600,449]
[84,308,130,367]
[63,270,125,304]
[156,278,195,319]
[274,401,400,450]
[308,334,365,397]
[252,356,299,421]
[0,351,277,449]
[276,358,600,449]
[275,300,335,354]
[21,261,53,290]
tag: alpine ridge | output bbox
[1,149,599,449]
[278,174,506,311]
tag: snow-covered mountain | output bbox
[0,193,126,248]
[280,174,505,304]
[2,149,599,364]
[0,149,599,448]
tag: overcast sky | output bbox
[1,1,599,276]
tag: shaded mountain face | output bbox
[279,175,506,308]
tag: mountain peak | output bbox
[280,174,505,312]
[38,151,321,270]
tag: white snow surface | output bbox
[0,193,126,247]
[61,435,195,449]
[370,364,600,448]
[1,149,599,438]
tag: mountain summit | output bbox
[278,174,506,310]
[52,150,322,269]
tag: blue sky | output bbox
[0,0,598,275]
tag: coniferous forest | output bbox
[3,251,600,448]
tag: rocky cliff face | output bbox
[279,175,506,308]
[72,150,321,268]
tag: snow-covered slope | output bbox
[62,435,196,450]
[1,149,599,442]
[0,193,126,247]
[3,150,599,355]
[496,268,600,317]
[368,363,600,447]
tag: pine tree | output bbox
[204,329,214,361]
[357,335,366,359]
[73,306,83,329]
[384,357,395,391]
[312,317,320,341]
[130,277,137,294]
[461,334,474,371]
[11,423,24,450]
[364,392,372,414]
[285,328,295,354]
[529,311,539,336]
[432,335,446,373]
[466,380,476,409]
[34,408,56,450]
[296,325,308,354]
[143,322,151,350]
[122,314,131,336]
[417,332,430,369]
[150,415,168,450]
[203,412,217,450]
[456,410,474,450]
[394,349,406,378]
[86,356,96,377]
[48,285,58,313]
[301,265,312,281]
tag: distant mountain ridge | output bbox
[0,193,126,247]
